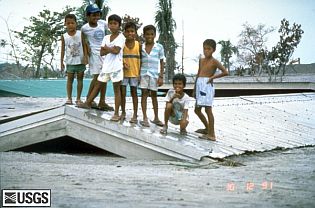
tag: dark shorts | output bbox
[66,64,86,73]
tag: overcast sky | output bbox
[0,0,314,74]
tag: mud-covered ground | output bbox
[1,147,315,208]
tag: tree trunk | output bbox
[35,45,45,78]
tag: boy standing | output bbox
[139,25,165,127]
[160,74,190,135]
[194,39,229,141]
[61,14,87,105]
[78,15,125,122]
[121,22,141,123]
[81,4,112,110]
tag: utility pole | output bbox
[181,20,184,74]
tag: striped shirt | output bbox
[141,43,165,78]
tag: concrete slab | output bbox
[0,93,314,161]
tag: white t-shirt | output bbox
[165,89,191,110]
[81,20,107,55]
[101,33,125,73]
[63,30,84,65]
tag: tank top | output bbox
[63,30,84,65]
[123,41,141,77]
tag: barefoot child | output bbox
[139,25,165,127]
[78,15,125,121]
[160,74,190,135]
[61,14,88,105]
[121,22,141,123]
[81,4,112,110]
[194,39,229,141]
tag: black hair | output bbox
[203,39,216,51]
[108,14,122,26]
[143,25,156,34]
[124,22,137,31]
[65,14,77,22]
[173,73,187,87]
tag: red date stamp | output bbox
[226,181,273,191]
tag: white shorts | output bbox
[195,77,215,107]
[121,77,139,87]
[98,70,123,83]
[89,53,103,75]
[139,75,158,91]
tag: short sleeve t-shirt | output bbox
[81,20,107,55]
[141,43,165,78]
[101,33,125,73]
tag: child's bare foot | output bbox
[195,128,208,134]
[160,126,168,135]
[77,102,91,109]
[180,129,187,136]
[198,134,216,141]
[65,99,73,105]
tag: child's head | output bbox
[172,73,187,92]
[143,25,156,44]
[86,4,101,16]
[203,39,216,57]
[108,14,122,33]
[86,4,101,24]
[108,14,122,26]
[203,39,216,51]
[124,22,137,40]
[64,14,77,32]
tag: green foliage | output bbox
[14,7,75,78]
[218,40,238,72]
[268,19,304,79]
[237,23,274,76]
[155,0,177,83]
[0,39,7,48]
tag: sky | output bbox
[0,0,314,74]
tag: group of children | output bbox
[60,4,228,141]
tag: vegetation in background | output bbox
[155,0,177,83]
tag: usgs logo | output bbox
[2,189,51,207]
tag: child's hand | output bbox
[123,62,130,70]
[100,46,110,55]
[83,56,88,65]
[61,63,65,72]
[207,77,214,84]
[157,77,163,87]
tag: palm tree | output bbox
[218,40,238,73]
[155,0,177,83]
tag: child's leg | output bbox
[87,74,98,99]
[113,81,121,117]
[86,81,104,106]
[179,119,189,131]
[130,86,138,120]
[163,102,173,128]
[121,85,127,116]
[141,89,149,121]
[151,90,161,123]
[76,72,84,102]
[194,106,208,130]
[67,72,74,100]
[205,106,216,140]
[98,81,107,106]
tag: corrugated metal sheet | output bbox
[0,93,314,160]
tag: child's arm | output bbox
[181,109,188,122]
[81,33,88,65]
[207,60,229,83]
[157,59,164,86]
[60,35,65,72]
[100,46,121,56]
[192,58,202,98]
